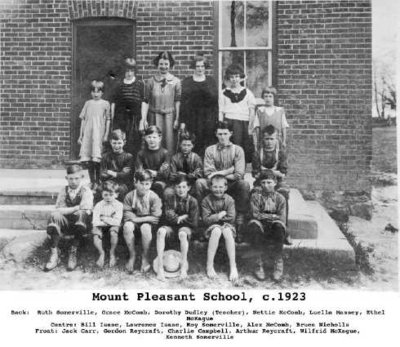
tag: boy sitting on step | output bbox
[92,181,123,268]
[201,174,238,283]
[156,174,199,281]
[44,164,93,272]
[247,170,287,282]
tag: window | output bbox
[218,1,273,98]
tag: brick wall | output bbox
[0,0,372,193]
[277,0,372,191]
[0,0,214,168]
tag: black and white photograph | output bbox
[0,0,398,344]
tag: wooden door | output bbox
[71,18,135,159]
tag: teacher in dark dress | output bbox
[181,55,218,156]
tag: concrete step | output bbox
[0,205,54,230]
[288,189,318,239]
[0,169,89,205]
[288,201,355,265]
[0,191,57,205]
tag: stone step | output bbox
[287,201,355,266]
[288,189,318,239]
[0,205,54,230]
[0,191,57,205]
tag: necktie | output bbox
[183,155,189,173]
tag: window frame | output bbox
[214,1,276,94]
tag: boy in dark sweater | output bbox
[100,129,134,201]
[248,170,287,282]
[156,174,199,281]
[135,125,170,198]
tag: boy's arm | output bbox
[221,196,236,224]
[168,155,179,182]
[251,150,261,178]
[79,187,93,212]
[185,197,199,228]
[123,193,137,222]
[232,146,245,181]
[92,202,107,227]
[115,154,134,180]
[134,152,144,172]
[275,194,287,225]
[250,193,275,221]
[203,147,216,178]
[102,202,123,226]
[188,154,203,179]
[164,196,179,224]
[157,150,170,181]
[201,198,220,225]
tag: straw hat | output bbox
[153,250,183,278]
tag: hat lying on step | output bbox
[153,250,184,278]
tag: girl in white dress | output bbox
[78,80,111,188]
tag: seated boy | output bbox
[166,131,203,197]
[252,124,291,245]
[156,174,199,281]
[135,125,170,198]
[44,164,93,271]
[201,174,238,282]
[92,181,123,268]
[100,129,134,202]
[122,170,162,273]
[196,121,250,243]
[247,170,286,281]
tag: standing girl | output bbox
[112,58,146,157]
[78,80,111,188]
[253,86,289,149]
[219,64,256,162]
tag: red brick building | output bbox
[0,0,372,192]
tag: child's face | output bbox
[194,61,206,76]
[229,74,241,87]
[125,67,135,80]
[216,128,232,146]
[158,58,170,74]
[260,178,276,193]
[111,139,125,153]
[263,92,275,106]
[180,140,193,155]
[102,190,117,203]
[135,179,152,195]
[66,172,83,189]
[145,132,161,150]
[91,89,103,100]
[262,132,278,151]
[210,179,227,198]
[175,181,190,198]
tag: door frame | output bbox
[70,17,135,159]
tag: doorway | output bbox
[71,18,135,159]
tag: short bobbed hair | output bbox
[153,51,175,68]
[261,86,277,98]
[224,64,245,80]
[189,55,210,69]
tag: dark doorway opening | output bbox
[71,18,135,159]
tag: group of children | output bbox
[45,64,290,283]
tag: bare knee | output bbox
[210,227,222,238]
[123,222,134,238]
[140,223,152,238]
[157,227,167,239]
